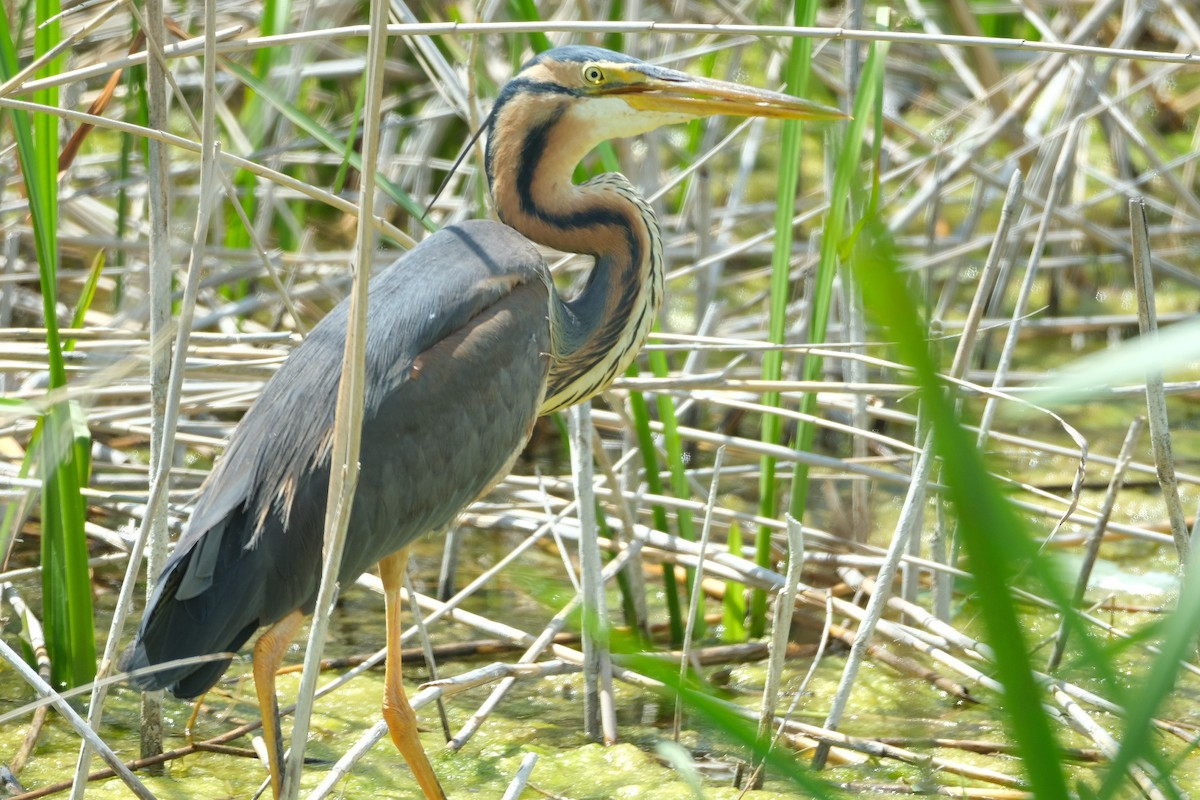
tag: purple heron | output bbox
[126,45,840,798]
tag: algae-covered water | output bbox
[5,483,1196,800]
[1,559,892,799]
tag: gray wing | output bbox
[127,220,552,697]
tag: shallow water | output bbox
[4,352,1199,797]
[6,504,1197,800]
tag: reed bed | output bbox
[2,1,1199,798]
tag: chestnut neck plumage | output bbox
[485,88,664,414]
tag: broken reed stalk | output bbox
[402,567,451,740]
[590,418,650,635]
[136,0,172,767]
[674,445,725,741]
[283,3,389,795]
[752,514,804,787]
[0,638,153,799]
[569,401,617,744]
[934,168,1026,620]
[72,17,225,799]
[977,120,1082,446]
[4,582,51,776]
[811,436,936,769]
[1129,197,1192,568]
[500,752,539,800]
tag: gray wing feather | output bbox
[127,220,552,696]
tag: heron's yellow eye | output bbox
[582,65,605,84]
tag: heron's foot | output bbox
[383,698,447,800]
[253,611,305,799]
[184,694,207,746]
[379,550,446,799]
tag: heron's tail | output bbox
[122,517,263,699]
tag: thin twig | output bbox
[1129,197,1191,567]
[445,539,642,750]
[0,638,154,799]
[403,567,451,741]
[812,436,936,769]
[132,0,176,776]
[568,402,617,744]
[72,13,225,796]
[752,514,804,786]
[674,445,725,741]
[282,0,390,794]
[3,582,50,776]
[977,119,1083,446]
[1048,416,1144,672]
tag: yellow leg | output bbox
[379,550,447,799]
[253,610,305,799]
[185,695,205,745]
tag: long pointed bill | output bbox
[611,66,845,121]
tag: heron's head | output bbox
[484,45,843,194]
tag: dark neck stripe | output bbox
[482,77,662,411]
[514,114,642,272]
[486,79,581,191]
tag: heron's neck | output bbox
[487,108,664,413]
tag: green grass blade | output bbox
[39,411,96,690]
[332,75,367,196]
[250,0,290,144]
[617,642,840,798]
[0,406,38,569]
[1031,316,1200,406]
[1094,485,1200,788]
[508,0,553,53]
[602,0,624,53]
[1,0,96,689]
[64,250,105,353]
[648,354,695,528]
[626,364,684,646]
[751,0,820,637]
[648,347,699,636]
[852,215,1069,799]
[721,522,746,642]
[785,27,885,523]
[113,58,146,309]
[223,0,291,263]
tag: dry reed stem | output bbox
[1048,415,1144,672]
[1130,197,1192,567]
[282,2,389,796]
[568,402,616,744]
[0,638,153,799]
[675,445,725,741]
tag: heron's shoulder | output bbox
[365,220,550,379]
[371,220,548,306]
[433,219,544,273]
